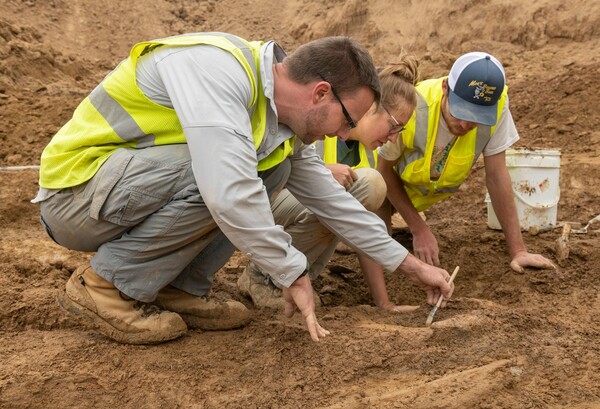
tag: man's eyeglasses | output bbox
[383,107,405,134]
[319,75,357,130]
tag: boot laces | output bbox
[133,301,162,317]
[117,292,163,317]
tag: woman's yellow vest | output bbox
[39,33,294,189]
[314,137,377,169]
[397,77,507,211]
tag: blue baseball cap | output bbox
[447,52,506,126]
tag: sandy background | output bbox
[1,0,600,407]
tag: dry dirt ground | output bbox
[1,0,600,408]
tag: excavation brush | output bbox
[425,266,460,327]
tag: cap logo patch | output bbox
[468,81,497,102]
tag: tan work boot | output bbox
[58,264,188,344]
[237,262,322,309]
[155,286,251,331]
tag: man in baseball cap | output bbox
[447,52,506,126]
[371,51,555,307]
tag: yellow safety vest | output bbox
[39,33,295,189]
[314,137,377,169]
[397,77,507,211]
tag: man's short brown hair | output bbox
[284,36,381,103]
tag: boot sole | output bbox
[57,290,187,345]
[179,312,252,331]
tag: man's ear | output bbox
[312,81,330,104]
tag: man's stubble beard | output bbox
[297,105,329,145]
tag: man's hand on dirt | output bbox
[510,251,557,273]
[282,274,330,341]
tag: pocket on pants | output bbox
[91,148,188,226]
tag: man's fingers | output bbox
[510,259,525,273]
[308,326,320,342]
[434,287,447,305]
[417,249,434,266]
[283,277,328,341]
[425,254,434,266]
[446,282,455,299]
[305,313,329,342]
[426,288,435,305]
[316,322,330,338]
[346,174,356,189]
[537,257,557,270]
[511,254,557,272]
[440,296,448,308]
[318,325,330,338]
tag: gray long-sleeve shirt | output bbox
[134,39,409,287]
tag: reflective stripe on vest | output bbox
[395,77,506,211]
[88,84,157,148]
[131,33,288,160]
[314,137,376,169]
[39,33,293,189]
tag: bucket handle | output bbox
[512,186,560,209]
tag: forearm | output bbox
[187,127,307,287]
[358,253,391,308]
[484,154,527,258]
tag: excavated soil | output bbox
[1,0,599,408]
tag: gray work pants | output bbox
[270,167,386,281]
[40,145,290,302]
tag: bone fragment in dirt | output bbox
[555,223,571,266]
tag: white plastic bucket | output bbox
[486,148,561,231]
